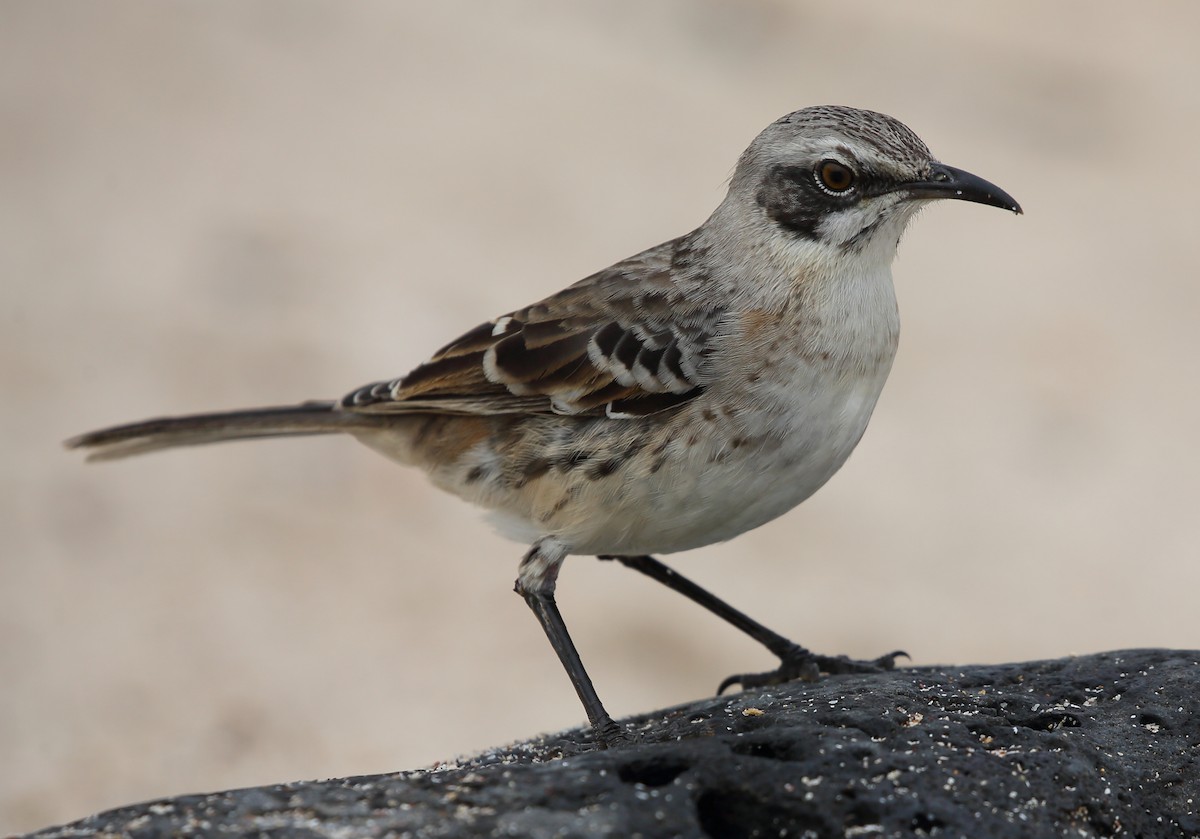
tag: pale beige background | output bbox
[4,1,1199,833]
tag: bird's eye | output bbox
[816,160,856,194]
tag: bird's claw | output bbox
[718,648,908,695]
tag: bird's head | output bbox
[728,105,1021,260]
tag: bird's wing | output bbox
[342,236,722,419]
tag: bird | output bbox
[66,105,1021,747]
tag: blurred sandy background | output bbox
[3,1,1199,833]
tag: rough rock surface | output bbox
[23,649,1200,838]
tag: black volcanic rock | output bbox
[23,650,1200,838]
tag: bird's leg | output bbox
[516,539,626,748]
[598,554,906,693]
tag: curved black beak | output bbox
[904,163,1022,214]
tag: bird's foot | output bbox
[592,717,634,750]
[718,645,908,694]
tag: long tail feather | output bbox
[65,401,375,462]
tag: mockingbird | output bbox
[68,105,1021,747]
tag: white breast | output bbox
[508,255,902,557]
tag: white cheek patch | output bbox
[817,203,887,246]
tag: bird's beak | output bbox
[903,163,1022,214]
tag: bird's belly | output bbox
[484,368,890,557]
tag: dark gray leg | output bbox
[600,554,905,693]
[516,540,625,747]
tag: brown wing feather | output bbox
[341,234,721,419]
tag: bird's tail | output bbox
[65,401,380,462]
